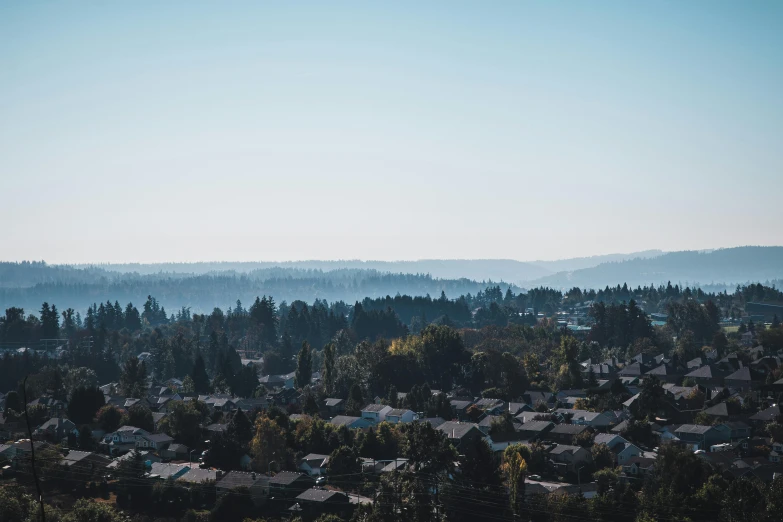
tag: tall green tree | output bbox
[119,357,148,398]
[191,352,211,394]
[322,342,336,396]
[295,341,313,388]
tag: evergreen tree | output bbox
[295,341,312,388]
[322,342,336,396]
[119,357,148,398]
[191,353,211,394]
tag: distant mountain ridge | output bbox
[526,246,783,289]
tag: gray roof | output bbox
[387,408,412,417]
[519,420,554,432]
[296,487,348,503]
[362,404,389,412]
[178,468,218,483]
[217,471,269,489]
[329,415,361,427]
[149,462,189,479]
[436,421,480,440]
[419,417,447,428]
[270,470,311,486]
[324,398,344,407]
[549,445,583,455]
[550,424,589,435]
[675,424,713,435]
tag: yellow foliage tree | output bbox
[501,445,528,515]
[250,416,287,472]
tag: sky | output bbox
[1,1,782,264]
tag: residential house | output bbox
[0,444,16,463]
[103,426,150,455]
[474,398,505,415]
[611,442,642,465]
[178,467,219,484]
[547,445,591,474]
[60,450,112,477]
[724,421,752,440]
[546,424,591,445]
[554,409,615,429]
[298,454,330,476]
[35,418,78,441]
[724,367,763,391]
[216,471,270,506]
[328,416,372,429]
[621,456,656,481]
[269,471,316,500]
[137,433,173,452]
[149,462,190,480]
[160,443,190,461]
[385,408,417,424]
[27,397,66,417]
[684,365,726,387]
[323,398,345,416]
[517,420,555,441]
[645,364,683,384]
[522,391,556,410]
[618,363,649,379]
[449,400,474,419]
[749,405,780,426]
[674,424,731,450]
[292,488,352,520]
[361,404,393,425]
[436,421,484,449]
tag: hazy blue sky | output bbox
[1,1,781,263]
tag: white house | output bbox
[361,404,393,424]
[385,409,418,424]
[298,454,330,476]
[555,409,615,429]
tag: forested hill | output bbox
[0,264,519,313]
[77,259,554,284]
[528,246,783,289]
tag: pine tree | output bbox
[295,341,312,389]
[322,342,336,396]
[191,352,211,394]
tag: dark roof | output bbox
[618,363,647,377]
[296,487,348,503]
[362,404,389,412]
[725,367,756,382]
[145,433,173,443]
[703,402,730,417]
[749,405,780,422]
[437,421,480,440]
[625,456,656,468]
[329,415,361,427]
[178,468,218,483]
[685,365,721,379]
[270,471,312,486]
[324,398,344,407]
[217,471,269,489]
[419,417,447,428]
[519,420,555,433]
[675,424,714,435]
[549,424,589,435]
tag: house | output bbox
[554,409,615,429]
[594,433,625,449]
[618,363,649,378]
[435,421,484,449]
[205,423,228,436]
[323,398,345,416]
[724,367,763,391]
[103,426,150,455]
[361,404,393,424]
[522,391,556,410]
[178,467,219,484]
[160,443,189,461]
[151,412,168,431]
[35,418,78,441]
[449,400,474,419]
[106,450,161,470]
[137,433,173,452]
[611,442,642,465]
[645,364,683,384]
[385,408,417,424]
[269,471,316,500]
[724,421,752,440]
[547,445,591,474]
[259,371,296,389]
[517,420,555,441]
[328,416,372,429]
[298,454,330,476]
[684,365,726,387]
[149,462,190,480]
[474,398,505,415]
[749,405,780,425]
[674,424,731,450]
[546,424,591,445]
[216,471,270,506]
[292,488,352,519]
[234,398,268,413]
[621,456,655,480]
[27,397,67,417]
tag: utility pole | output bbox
[23,375,45,522]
